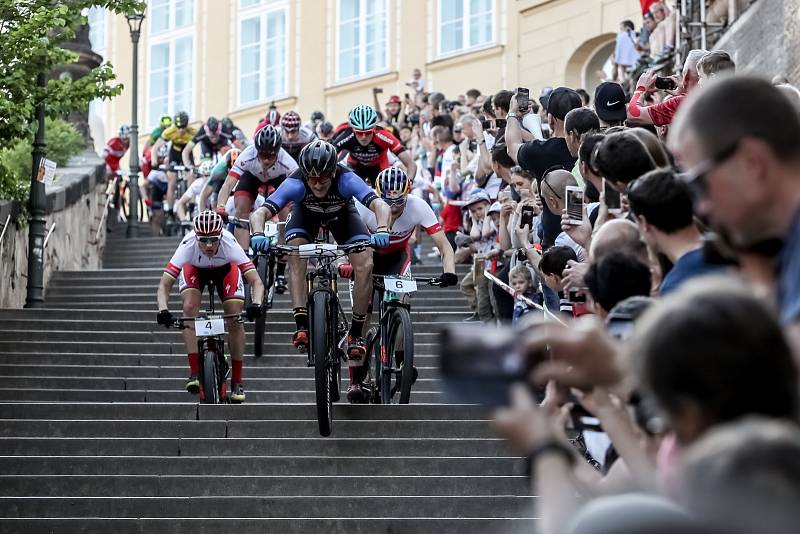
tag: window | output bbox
[336,0,388,82]
[438,0,494,57]
[238,1,288,106]
[148,0,195,128]
[86,7,106,54]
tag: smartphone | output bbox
[439,324,547,406]
[655,76,677,90]
[519,205,535,228]
[516,87,530,112]
[565,186,584,224]
[495,118,507,129]
[481,119,492,129]
[603,179,622,214]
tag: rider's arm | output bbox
[216,175,238,209]
[397,150,417,180]
[175,193,190,220]
[430,229,456,274]
[151,137,166,163]
[368,198,391,230]
[182,140,196,168]
[157,273,176,310]
[250,177,305,232]
[243,269,265,306]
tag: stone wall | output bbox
[714,0,800,84]
[0,150,107,309]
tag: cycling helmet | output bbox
[348,104,378,131]
[280,111,301,131]
[254,125,282,155]
[174,111,189,129]
[376,167,411,202]
[159,115,172,128]
[317,121,334,137]
[310,111,325,123]
[205,116,220,136]
[198,160,214,176]
[193,210,223,237]
[221,117,234,133]
[118,125,131,137]
[227,148,240,167]
[298,140,339,178]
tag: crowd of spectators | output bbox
[348,28,800,533]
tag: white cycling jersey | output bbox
[165,230,254,278]
[180,176,208,203]
[228,144,298,183]
[224,194,266,215]
[355,195,442,254]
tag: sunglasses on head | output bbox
[197,236,220,245]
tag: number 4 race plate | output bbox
[384,277,417,293]
[195,317,226,336]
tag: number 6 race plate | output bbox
[384,277,417,293]
[195,317,226,336]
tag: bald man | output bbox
[540,169,587,261]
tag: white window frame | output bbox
[437,0,495,58]
[335,0,389,83]
[147,0,196,128]
[236,0,289,108]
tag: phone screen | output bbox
[603,179,622,212]
[519,206,535,228]
[566,186,584,223]
[516,87,530,111]
[495,118,507,129]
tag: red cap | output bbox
[388,95,401,104]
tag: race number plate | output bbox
[264,222,279,238]
[384,277,417,294]
[195,317,226,336]
[299,243,338,258]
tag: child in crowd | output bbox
[509,264,543,326]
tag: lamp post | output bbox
[125,9,145,238]
[24,72,48,308]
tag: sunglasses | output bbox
[678,141,740,201]
[383,196,407,206]
[197,236,220,245]
[354,129,374,136]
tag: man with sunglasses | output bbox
[182,116,233,167]
[279,111,318,163]
[331,104,417,186]
[156,210,265,403]
[215,125,298,251]
[249,140,392,403]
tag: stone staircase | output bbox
[0,227,535,532]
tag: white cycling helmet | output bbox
[193,210,223,238]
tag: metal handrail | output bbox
[484,269,568,327]
[43,222,56,249]
[0,214,10,247]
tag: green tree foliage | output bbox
[0,0,145,146]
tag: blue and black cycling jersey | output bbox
[263,164,379,215]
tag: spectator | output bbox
[669,76,800,349]
[591,131,657,190]
[405,68,425,94]
[627,128,672,167]
[564,108,601,189]
[627,49,707,132]
[637,12,657,54]
[648,1,676,59]
[489,143,515,197]
[459,191,496,322]
[584,253,652,318]
[509,263,542,326]
[593,82,628,128]
[576,88,591,107]
[627,168,723,294]
[466,88,481,106]
[696,50,736,83]
[614,20,640,81]
[539,169,587,260]
[578,131,606,204]
[538,245,578,316]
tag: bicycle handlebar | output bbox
[168,313,245,329]
[271,241,373,258]
[372,275,444,288]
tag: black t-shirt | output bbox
[516,138,576,249]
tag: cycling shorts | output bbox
[168,150,194,166]
[372,245,411,277]
[285,202,370,245]
[233,170,287,202]
[348,162,382,187]
[178,262,245,302]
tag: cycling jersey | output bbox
[280,125,318,162]
[264,164,378,216]
[192,128,233,158]
[149,125,166,145]
[165,230,254,278]
[355,195,441,254]
[180,176,208,204]
[103,137,128,173]
[228,144,298,184]
[161,126,198,153]
[330,124,405,170]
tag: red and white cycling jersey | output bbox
[355,195,442,254]
[164,230,255,278]
[227,144,298,183]
[331,124,405,169]
[103,137,128,173]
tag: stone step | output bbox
[0,437,509,457]
[44,284,465,296]
[0,496,535,519]
[0,455,523,476]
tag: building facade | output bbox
[90,0,640,146]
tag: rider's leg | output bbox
[274,205,292,288]
[233,194,254,250]
[165,170,177,209]
[346,248,374,389]
[180,287,202,392]
[288,236,310,329]
[223,298,245,380]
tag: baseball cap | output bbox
[594,82,627,123]
[488,202,501,214]
[546,87,583,121]
[465,190,491,207]
[388,95,401,104]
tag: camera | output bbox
[654,76,677,91]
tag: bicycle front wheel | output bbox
[389,306,415,404]
[201,350,220,404]
[309,290,333,437]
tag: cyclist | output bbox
[182,116,233,165]
[142,115,172,178]
[146,145,171,235]
[198,148,240,213]
[222,117,248,150]
[331,104,417,186]
[279,111,317,163]
[151,111,197,212]
[316,121,334,141]
[304,110,325,131]
[215,125,298,251]
[249,140,392,403]
[156,210,264,403]
[175,160,214,221]
[103,125,130,179]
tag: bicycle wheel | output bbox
[309,290,333,437]
[253,257,269,358]
[364,326,379,403]
[201,350,220,404]
[388,306,415,404]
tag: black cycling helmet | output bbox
[298,140,338,178]
[221,117,234,133]
[310,110,325,122]
[254,125,282,155]
[205,116,220,135]
[174,111,189,129]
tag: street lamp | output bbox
[125,8,145,238]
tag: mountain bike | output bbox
[162,164,191,236]
[363,275,443,404]
[167,279,243,404]
[273,238,372,437]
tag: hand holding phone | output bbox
[655,77,677,91]
[565,186,584,225]
[602,179,622,215]
[519,205,535,228]
[516,87,530,113]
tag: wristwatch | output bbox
[507,113,518,119]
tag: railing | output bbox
[0,214,10,250]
